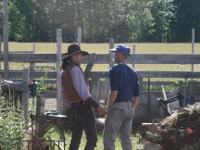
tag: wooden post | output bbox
[89,78,101,102]
[139,77,143,94]
[109,38,114,68]
[0,35,2,70]
[22,69,30,124]
[132,45,136,69]
[147,77,151,122]
[0,75,1,97]
[191,28,195,80]
[77,27,81,46]
[0,35,2,52]
[84,53,97,84]
[3,0,9,79]
[56,29,62,114]
[36,95,45,115]
[30,43,36,71]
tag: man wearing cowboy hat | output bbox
[60,44,106,150]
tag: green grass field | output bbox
[4,42,200,83]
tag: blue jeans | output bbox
[69,103,97,150]
[103,101,135,150]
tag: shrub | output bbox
[0,88,25,150]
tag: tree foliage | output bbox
[0,0,200,42]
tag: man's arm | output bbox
[107,91,118,108]
[71,67,106,114]
[132,96,140,108]
[107,68,119,108]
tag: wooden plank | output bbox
[1,70,200,80]
[30,44,36,71]
[84,53,97,82]
[1,53,200,64]
[188,81,198,95]
[0,70,57,79]
[0,75,1,97]
[22,69,29,123]
[77,27,81,46]
[132,45,136,69]
[56,29,62,114]
[128,54,200,64]
[137,71,200,78]
[109,38,114,68]
[3,0,9,79]
[1,51,33,53]
[89,78,101,102]
[0,53,109,64]
[191,28,195,80]
[139,77,143,94]
[0,35,2,52]
[99,79,109,104]
[36,95,45,115]
[0,35,1,70]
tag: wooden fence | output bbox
[1,30,200,113]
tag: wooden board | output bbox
[1,53,200,64]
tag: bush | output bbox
[0,89,25,150]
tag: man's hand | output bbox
[107,91,118,108]
[97,105,107,115]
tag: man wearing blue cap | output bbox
[103,44,140,150]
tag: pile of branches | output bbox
[146,103,200,150]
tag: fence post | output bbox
[56,29,62,114]
[109,38,114,68]
[22,69,30,124]
[0,35,2,70]
[191,28,195,80]
[132,45,136,69]
[77,27,81,46]
[0,75,1,97]
[3,0,9,79]
[30,43,36,71]
[0,35,2,52]
[139,77,143,94]
[36,95,45,115]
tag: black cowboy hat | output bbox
[62,44,89,61]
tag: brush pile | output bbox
[143,103,200,150]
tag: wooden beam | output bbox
[0,35,2,52]
[1,70,200,79]
[109,38,114,68]
[30,44,36,71]
[56,29,62,114]
[3,0,9,79]
[128,54,200,64]
[77,27,81,46]
[22,69,29,124]
[1,53,200,64]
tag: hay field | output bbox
[4,42,200,82]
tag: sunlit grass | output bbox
[64,132,143,150]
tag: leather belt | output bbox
[115,100,132,103]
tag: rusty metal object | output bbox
[23,115,67,150]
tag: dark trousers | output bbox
[69,103,97,150]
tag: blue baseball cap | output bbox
[110,44,130,55]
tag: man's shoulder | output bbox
[71,66,82,75]
[126,65,137,73]
[110,64,121,70]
